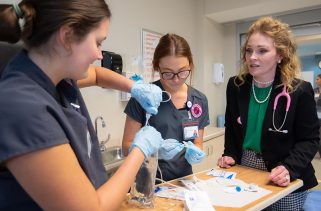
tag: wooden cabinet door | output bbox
[192,142,209,173]
[192,135,225,173]
[206,135,224,169]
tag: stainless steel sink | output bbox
[101,146,125,177]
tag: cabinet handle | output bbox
[209,145,213,155]
[206,146,210,156]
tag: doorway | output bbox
[294,22,321,88]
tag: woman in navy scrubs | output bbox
[122,34,210,181]
[0,1,164,210]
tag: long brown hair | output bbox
[152,33,194,84]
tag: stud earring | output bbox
[278,60,281,64]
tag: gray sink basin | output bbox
[101,146,125,177]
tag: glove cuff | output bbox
[129,143,147,159]
[130,82,140,97]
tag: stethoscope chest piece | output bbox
[269,84,291,134]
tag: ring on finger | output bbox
[285,175,290,182]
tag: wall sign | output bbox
[141,29,163,82]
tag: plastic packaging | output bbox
[128,152,158,208]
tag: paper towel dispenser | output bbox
[212,63,224,84]
[101,51,122,74]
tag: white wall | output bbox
[193,17,227,128]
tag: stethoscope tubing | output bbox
[161,91,171,103]
[271,84,291,133]
[237,84,291,134]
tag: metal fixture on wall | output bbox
[94,116,110,151]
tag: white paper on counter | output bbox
[194,177,271,208]
[155,186,187,201]
[184,190,216,211]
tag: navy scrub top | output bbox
[0,50,107,210]
[125,80,210,181]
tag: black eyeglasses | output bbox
[160,70,191,80]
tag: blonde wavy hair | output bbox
[237,16,301,92]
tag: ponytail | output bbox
[1,0,111,49]
[0,4,22,43]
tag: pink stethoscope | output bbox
[237,84,291,134]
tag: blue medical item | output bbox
[154,186,170,193]
[129,74,143,82]
[129,126,163,158]
[235,186,242,192]
[223,185,242,194]
[217,115,225,128]
[226,174,234,179]
[184,141,205,165]
[131,82,162,115]
[158,139,184,160]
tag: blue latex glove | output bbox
[158,139,184,160]
[129,126,164,159]
[130,82,162,115]
[184,141,205,165]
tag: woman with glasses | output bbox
[122,33,210,181]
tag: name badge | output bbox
[183,125,199,140]
[182,112,199,140]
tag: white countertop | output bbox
[203,126,225,141]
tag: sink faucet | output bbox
[94,116,110,151]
